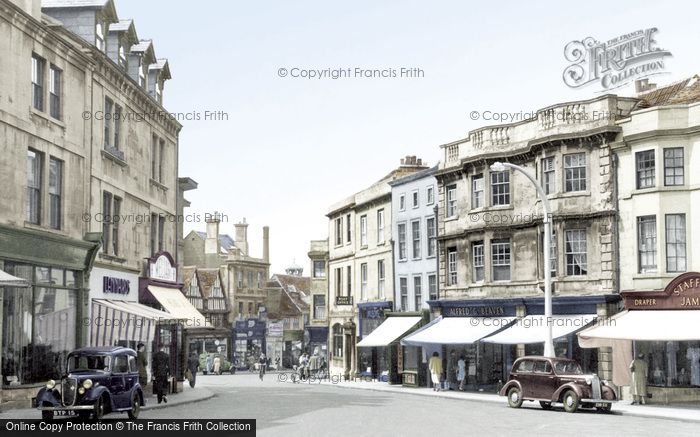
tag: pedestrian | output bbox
[152,348,170,404]
[309,348,320,378]
[428,352,443,391]
[205,354,213,374]
[259,353,267,381]
[447,350,457,390]
[187,352,199,388]
[136,343,148,388]
[630,353,649,405]
[298,353,309,380]
[457,354,466,391]
[213,355,221,375]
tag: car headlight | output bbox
[46,379,56,389]
[78,387,85,395]
[585,376,592,385]
[82,379,93,389]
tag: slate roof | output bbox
[195,232,236,253]
[130,39,152,53]
[636,75,700,108]
[109,19,133,32]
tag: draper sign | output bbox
[563,28,672,91]
[103,276,130,295]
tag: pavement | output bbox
[301,376,700,423]
[0,382,214,419]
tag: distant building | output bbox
[266,273,310,368]
[182,267,230,355]
[307,240,329,363]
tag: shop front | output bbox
[266,321,284,369]
[357,314,423,384]
[357,301,392,379]
[579,272,700,404]
[233,318,267,370]
[304,326,329,367]
[139,252,210,392]
[0,226,100,407]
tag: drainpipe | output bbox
[433,204,440,301]
[611,152,621,299]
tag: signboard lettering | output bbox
[103,276,130,295]
[444,306,505,317]
[150,254,176,282]
[623,272,700,310]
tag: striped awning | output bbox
[90,299,176,347]
[147,285,212,329]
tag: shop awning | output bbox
[482,314,595,344]
[147,285,212,329]
[0,270,30,287]
[401,316,516,346]
[90,299,176,347]
[357,316,422,347]
[578,310,700,346]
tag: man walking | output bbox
[259,353,267,381]
[152,348,170,404]
[428,352,443,392]
[136,343,148,389]
[630,353,649,405]
[187,352,200,388]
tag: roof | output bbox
[69,346,135,355]
[195,232,236,253]
[267,274,310,318]
[42,0,110,8]
[389,164,439,187]
[272,274,310,296]
[109,19,133,32]
[149,58,171,80]
[636,75,700,108]
[265,286,303,319]
[196,268,222,299]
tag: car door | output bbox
[516,360,535,399]
[124,356,138,403]
[110,354,128,409]
[532,360,558,399]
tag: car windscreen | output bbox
[554,361,583,375]
[67,354,111,373]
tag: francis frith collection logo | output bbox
[563,28,672,91]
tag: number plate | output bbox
[55,410,77,417]
[594,403,609,408]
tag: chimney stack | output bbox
[204,217,220,268]
[234,219,249,256]
[263,226,270,264]
[635,78,657,94]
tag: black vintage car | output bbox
[499,356,616,413]
[35,346,145,420]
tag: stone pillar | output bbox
[343,319,356,379]
[596,303,613,381]
[516,305,526,358]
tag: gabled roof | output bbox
[196,268,222,299]
[268,274,311,317]
[42,0,118,23]
[636,75,700,109]
[149,58,171,80]
[130,39,155,65]
[265,285,304,319]
[272,274,310,296]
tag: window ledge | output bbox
[557,190,590,199]
[149,178,169,191]
[29,107,65,129]
[444,216,459,222]
[23,221,67,237]
[101,149,127,167]
[98,252,128,263]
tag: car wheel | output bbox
[596,403,612,413]
[507,387,523,408]
[562,390,580,413]
[539,401,553,410]
[41,410,54,421]
[93,396,106,420]
[127,392,140,419]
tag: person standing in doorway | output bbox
[136,343,148,389]
[428,352,443,392]
[213,355,221,375]
[447,350,457,390]
[630,353,648,405]
[152,348,170,404]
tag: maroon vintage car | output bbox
[499,356,616,413]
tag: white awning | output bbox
[90,299,176,347]
[147,285,212,329]
[578,310,700,346]
[0,270,30,287]
[357,316,422,347]
[401,316,516,346]
[482,314,595,344]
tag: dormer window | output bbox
[156,82,162,104]
[138,60,146,87]
[96,22,105,52]
[118,44,127,69]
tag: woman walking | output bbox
[428,352,443,391]
[457,355,466,391]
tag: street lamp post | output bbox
[490,162,554,357]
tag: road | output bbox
[139,373,697,437]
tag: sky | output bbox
[116,0,700,275]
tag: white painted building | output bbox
[390,166,438,312]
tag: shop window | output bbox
[332,324,343,358]
[635,341,700,387]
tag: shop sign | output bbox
[623,272,700,310]
[150,254,176,282]
[336,296,353,306]
[444,306,505,317]
[103,276,130,295]
[403,373,416,385]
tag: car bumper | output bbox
[37,405,95,411]
[581,399,616,405]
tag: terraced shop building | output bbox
[411,94,639,390]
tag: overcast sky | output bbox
[117,0,699,275]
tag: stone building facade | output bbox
[307,240,329,361]
[432,95,639,385]
[0,0,188,407]
[326,156,427,376]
